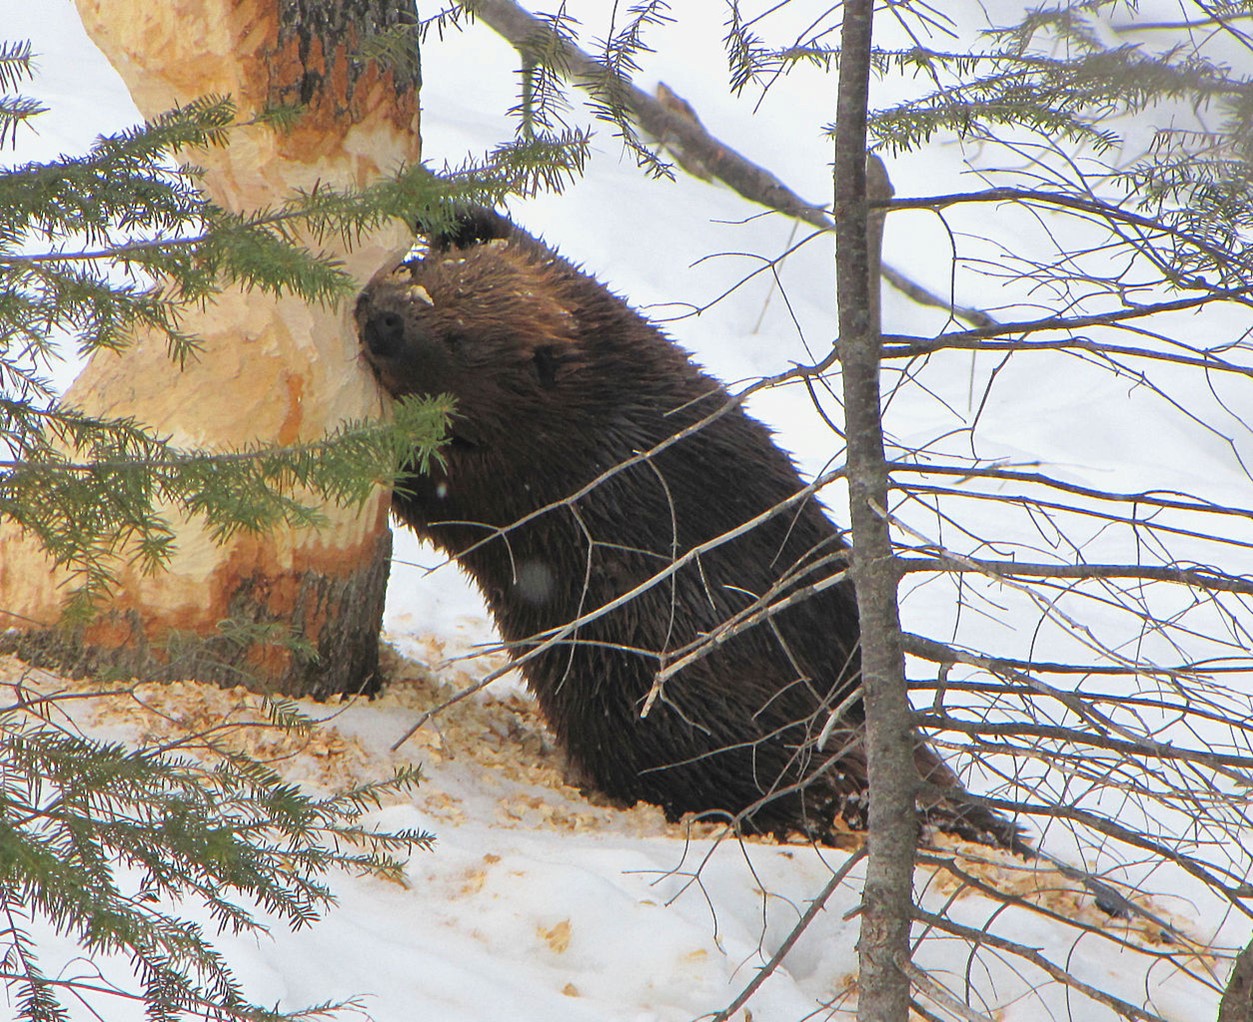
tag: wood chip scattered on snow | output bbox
[0,649,1205,957]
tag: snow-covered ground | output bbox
[2,2,1250,1020]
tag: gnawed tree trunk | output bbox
[0,0,420,698]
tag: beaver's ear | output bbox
[532,346,561,388]
[533,345,584,388]
[418,207,514,251]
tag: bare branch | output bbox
[899,556,1253,596]
[458,0,998,328]
[710,848,867,1022]
[910,910,1175,1022]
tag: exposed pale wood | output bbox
[0,0,421,696]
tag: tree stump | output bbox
[0,0,421,698]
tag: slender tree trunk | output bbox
[834,3,917,1020]
[0,0,420,697]
[1220,937,1253,1022]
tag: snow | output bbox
[1,2,1250,1021]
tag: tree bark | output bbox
[834,3,917,1021]
[0,0,420,697]
[1220,936,1253,1022]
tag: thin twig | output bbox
[912,907,1175,1022]
[898,556,1253,597]
[458,0,999,328]
[710,847,867,1022]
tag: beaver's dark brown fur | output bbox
[357,208,1021,849]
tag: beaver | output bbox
[357,208,1022,850]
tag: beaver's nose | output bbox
[361,309,406,358]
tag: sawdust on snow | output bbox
[0,647,1206,961]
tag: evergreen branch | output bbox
[722,2,848,93]
[0,40,36,93]
[0,97,46,150]
[0,892,68,1022]
[868,43,1247,156]
[0,41,42,149]
[723,2,775,95]
[0,122,588,383]
[511,3,577,141]
[1,146,590,275]
[582,1,676,178]
[0,711,432,1022]
[413,4,477,44]
[0,396,452,609]
[353,24,423,82]
[0,97,233,245]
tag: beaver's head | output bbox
[355,213,600,446]
[356,208,714,466]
